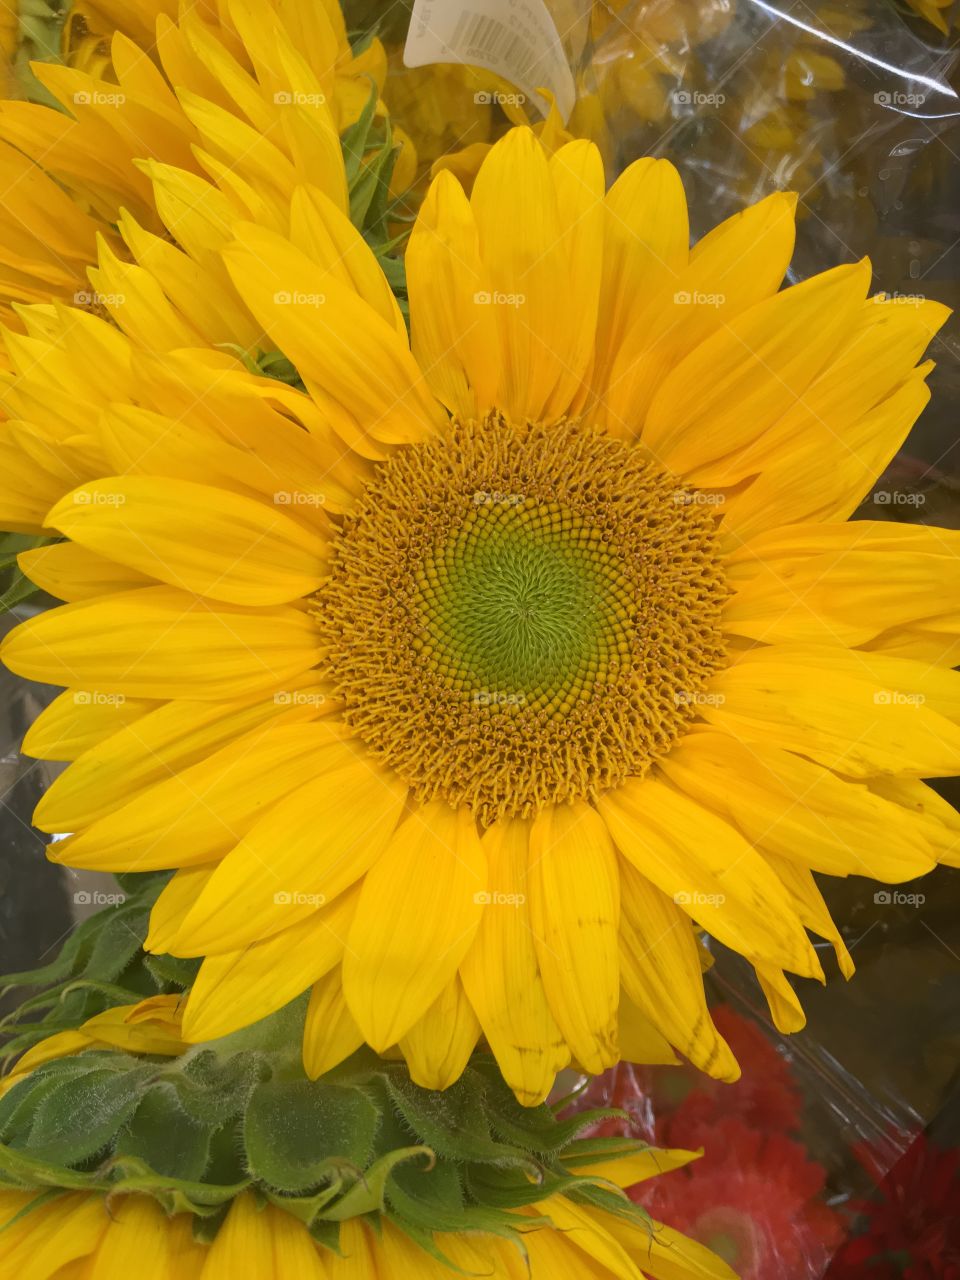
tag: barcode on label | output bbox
[449,11,538,82]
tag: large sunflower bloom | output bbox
[4,127,960,1106]
[0,1180,736,1280]
[0,0,384,322]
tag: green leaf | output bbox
[142,953,201,990]
[115,1086,213,1181]
[243,1080,380,1193]
[341,81,380,187]
[170,1050,268,1129]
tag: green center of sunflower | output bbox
[316,417,728,824]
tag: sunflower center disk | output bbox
[317,418,729,824]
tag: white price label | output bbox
[403,0,577,123]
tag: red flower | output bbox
[826,1132,960,1279]
[636,1116,844,1280]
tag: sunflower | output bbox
[0,998,736,1280]
[4,125,960,1107]
[0,0,387,324]
[0,1183,738,1280]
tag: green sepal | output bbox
[243,1080,380,1193]
[102,1157,251,1217]
[322,1147,433,1221]
[115,1087,213,1181]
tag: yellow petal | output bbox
[173,758,407,953]
[618,857,739,1081]
[147,866,219,954]
[569,1146,700,1187]
[222,223,445,455]
[602,191,797,434]
[47,477,329,606]
[399,976,482,1090]
[869,777,960,868]
[598,777,822,979]
[459,817,571,1105]
[199,1195,276,1280]
[406,169,499,419]
[2,586,321,700]
[89,1195,183,1280]
[182,887,358,1041]
[22,688,158,761]
[644,260,870,472]
[707,647,960,778]
[18,541,153,602]
[343,803,486,1051]
[470,128,578,423]
[618,993,678,1067]
[756,965,807,1033]
[35,681,331,832]
[302,966,364,1079]
[658,731,934,881]
[528,801,620,1074]
[54,722,348,870]
[763,853,855,978]
[5,1193,106,1278]
[599,1208,741,1280]
[724,521,960,646]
